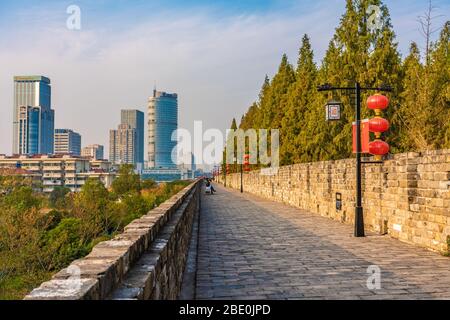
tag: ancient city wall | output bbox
[222,150,450,253]
[25,180,201,300]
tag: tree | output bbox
[259,54,296,130]
[111,164,141,197]
[225,118,238,173]
[396,21,449,151]
[281,34,317,164]
[417,0,444,66]
[49,186,71,209]
[427,21,450,148]
[73,179,111,237]
[396,42,428,151]
[141,179,156,190]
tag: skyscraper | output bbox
[109,124,136,165]
[82,144,104,160]
[13,76,55,155]
[121,110,144,166]
[54,129,82,155]
[148,90,178,168]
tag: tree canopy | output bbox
[235,1,449,165]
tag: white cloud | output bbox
[0,4,340,159]
[0,0,446,162]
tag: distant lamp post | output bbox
[240,154,250,193]
[325,100,343,121]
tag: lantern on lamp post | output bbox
[367,94,390,161]
[318,83,392,238]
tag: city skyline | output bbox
[1,0,448,161]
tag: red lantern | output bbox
[369,140,390,156]
[243,154,250,172]
[367,94,389,111]
[369,117,390,133]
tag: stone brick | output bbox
[221,149,450,254]
[25,181,201,300]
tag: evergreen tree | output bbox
[427,21,450,148]
[396,42,427,151]
[280,35,317,164]
[301,40,342,162]
[259,54,296,130]
[230,1,447,166]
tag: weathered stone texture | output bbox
[221,150,450,253]
[25,181,200,300]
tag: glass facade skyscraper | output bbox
[121,110,144,166]
[13,76,55,155]
[148,90,178,169]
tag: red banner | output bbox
[352,119,370,154]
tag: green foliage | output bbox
[232,1,449,165]
[49,186,71,209]
[40,218,91,270]
[141,179,157,189]
[0,174,190,299]
[0,186,41,213]
[112,164,141,196]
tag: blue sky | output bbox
[0,0,448,161]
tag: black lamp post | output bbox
[240,162,243,193]
[318,82,392,237]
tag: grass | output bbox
[0,271,52,300]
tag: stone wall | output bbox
[221,150,450,254]
[25,180,201,300]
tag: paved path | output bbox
[194,184,450,300]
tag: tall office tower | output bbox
[147,90,178,168]
[109,124,136,165]
[82,144,104,160]
[13,76,55,155]
[54,129,82,155]
[121,110,144,166]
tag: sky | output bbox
[0,0,448,163]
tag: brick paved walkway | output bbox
[194,184,450,300]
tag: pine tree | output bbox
[427,21,450,148]
[301,40,342,162]
[280,35,317,164]
[396,42,427,151]
[226,118,238,173]
[259,54,296,130]
[230,1,447,166]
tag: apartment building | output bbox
[0,154,115,193]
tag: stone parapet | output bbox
[25,180,201,300]
[220,150,450,253]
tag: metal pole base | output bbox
[355,206,365,237]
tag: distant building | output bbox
[121,110,144,166]
[13,76,55,155]
[148,90,178,169]
[109,124,136,165]
[0,154,115,193]
[141,168,182,183]
[178,152,196,179]
[82,144,104,160]
[54,129,81,155]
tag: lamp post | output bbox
[318,82,392,237]
[240,162,243,193]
